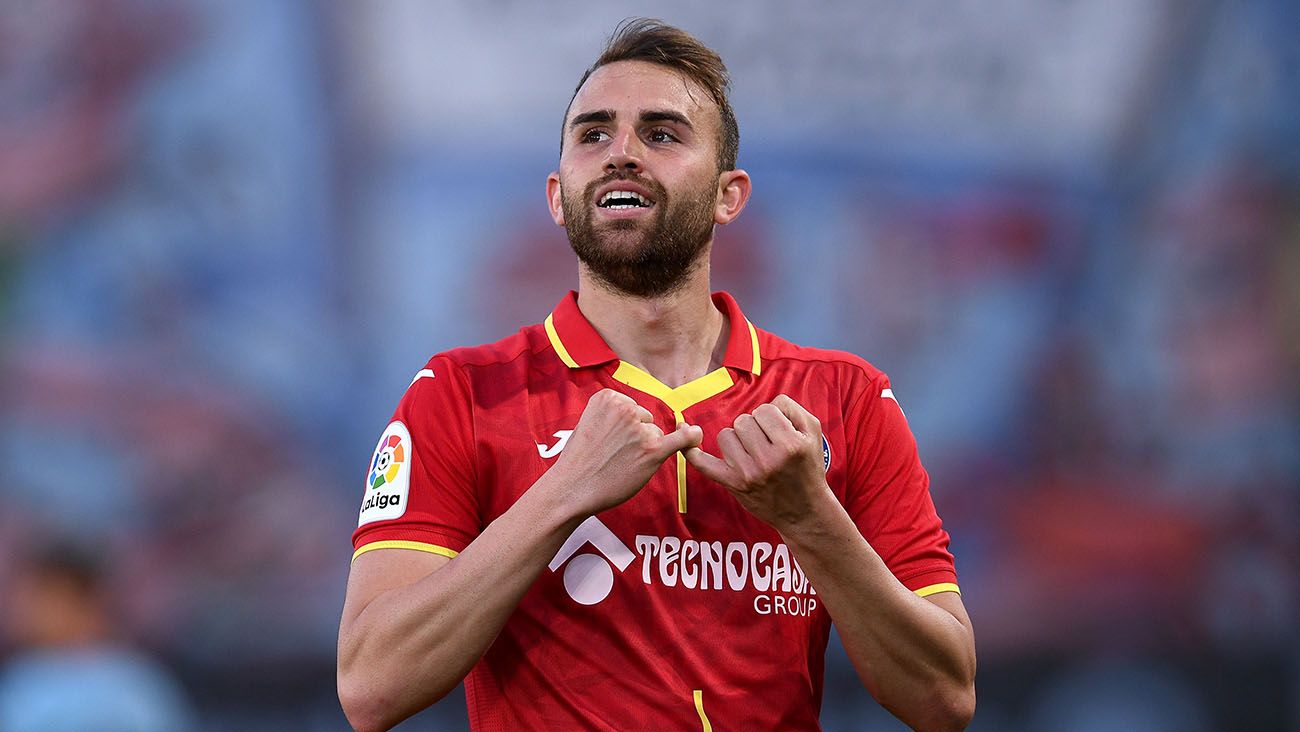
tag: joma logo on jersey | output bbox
[537,430,573,458]
[548,519,818,616]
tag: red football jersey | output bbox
[353,291,958,731]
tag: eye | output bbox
[580,129,609,143]
[648,128,678,143]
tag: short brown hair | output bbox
[564,18,740,172]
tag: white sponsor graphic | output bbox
[548,516,635,605]
[635,536,819,617]
[536,429,574,458]
[548,519,818,616]
[358,421,412,526]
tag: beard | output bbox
[561,172,716,298]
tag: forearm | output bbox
[338,474,584,731]
[781,495,975,731]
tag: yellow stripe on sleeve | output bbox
[352,540,459,562]
[914,582,961,597]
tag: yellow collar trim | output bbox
[611,361,735,413]
[544,313,579,368]
[746,319,762,375]
[546,303,761,377]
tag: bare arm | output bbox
[686,395,975,731]
[338,482,582,732]
[777,495,976,731]
[338,390,703,732]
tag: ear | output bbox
[714,169,751,225]
[546,171,566,227]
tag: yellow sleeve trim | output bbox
[914,582,961,597]
[352,540,460,562]
[693,689,713,732]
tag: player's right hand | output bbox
[548,388,702,516]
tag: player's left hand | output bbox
[685,394,832,532]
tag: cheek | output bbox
[558,181,585,210]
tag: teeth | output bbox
[599,190,651,207]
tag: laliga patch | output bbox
[359,421,411,526]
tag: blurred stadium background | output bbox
[1,1,1297,730]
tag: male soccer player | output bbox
[338,19,975,732]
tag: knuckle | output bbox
[636,432,657,453]
[601,388,629,403]
[769,449,788,470]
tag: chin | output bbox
[600,218,643,233]
[592,226,651,252]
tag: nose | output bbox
[604,127,644,173]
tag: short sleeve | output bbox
[351,356,480,561]
[842,373,958,595]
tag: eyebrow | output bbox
[567,109,694,131]
[639,110,692,128]
[568,110,613,130]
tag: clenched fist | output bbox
[685,394,831,532]
[548,389,703,517]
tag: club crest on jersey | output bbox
[822,435,831,472]
[359,421,411,526]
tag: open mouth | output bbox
[597,190,655,209]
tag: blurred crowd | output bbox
[0,1,1296,730]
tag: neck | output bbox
[576,257,728,388]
